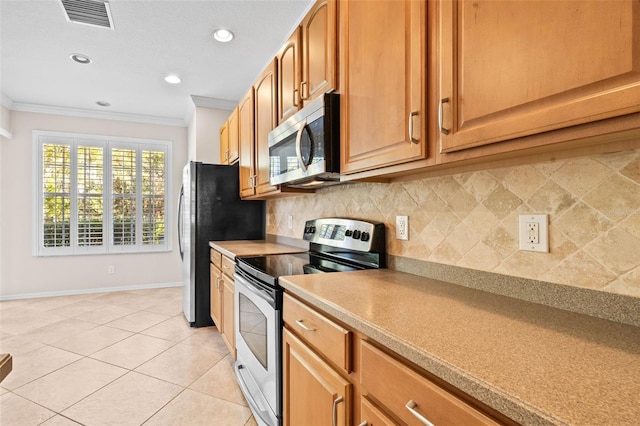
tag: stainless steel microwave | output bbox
[268,93,340,188]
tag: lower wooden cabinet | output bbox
[221,273,235,354]
[282,328,351,426]
[209,262,222,327]
[282,293,513,426]
[210,248,236,358]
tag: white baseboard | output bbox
[0,282,182,301]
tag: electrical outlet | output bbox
[519,215,549,253]
[107,265,115,274]
[288,215,293,229]
[396,216,409,240]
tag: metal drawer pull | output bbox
[406,400,435,426]
[358,422,368,426]
[409,110,419,143]
[332,396,344,426]
[439,97,450,135]
[295,319,316,331]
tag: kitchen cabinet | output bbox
[277,0,337,124]
[283,292,511,426]
[300,0,337,106]
[438,0,640,154]
[283,328,351,426]
[253,60,279,196]
[209,250,222,328]
[220,108,239,165]
[277,29,302,124]
[339,0,427,175]
[209,248,236,357]
[238,88,256,198]
[219,121,229,164]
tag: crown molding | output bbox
[8,101,187,127]
[190,95,236,111]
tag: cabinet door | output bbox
[283,328,351,426]
[221,273,235,355]
[340,0,427,174]
[209,263,222,328]
[219,121,229,164]
[238,88,256,198]
[254,60,280,196]
[278,28,302,123]
[439,0,640,153]
[300,0,337,105]
[227,107,239,164]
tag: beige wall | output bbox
[0,110,188,298]
[187,106,230,164]
[267,147,640,298]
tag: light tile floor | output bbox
[0,287,257,426]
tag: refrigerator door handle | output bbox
[177,185,184,260]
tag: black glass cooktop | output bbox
[238,253,311,278]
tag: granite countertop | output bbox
[209,240,306,260]
[279,269,640,426]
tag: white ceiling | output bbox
[0,0,314,126]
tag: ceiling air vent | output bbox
[60,0,113,29]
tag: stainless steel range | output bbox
[233,218,386,426]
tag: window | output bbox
[33,131,172,256]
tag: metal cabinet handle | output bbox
[408,110,419,144]
[300,81,308,100]
[405,400,435,426]
[332,396,344,426]
[357,422,368,426]
[293,88,299,107]
[295,319,316,332]
[439,97,450,135]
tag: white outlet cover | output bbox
[519,214,549,253]
[396,215,409,240]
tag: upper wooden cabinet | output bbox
[438,0,640,153]
[219,121,229,164]
[277,30,302,123]
[238,88,256,198]
[339,0,427,175]
[219,108,239,165]
[278,0,337,124]
[227,107,239,164]
[254,60,280,196]
[300,0,337,106]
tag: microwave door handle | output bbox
[295,119,308,172]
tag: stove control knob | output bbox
[353,230,362,239]
[360,232,370,242]
[310,226,316,233]
[345,229,353,237]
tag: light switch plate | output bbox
[519,214,549,253]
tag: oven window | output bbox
[238,293,268,369]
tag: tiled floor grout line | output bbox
[1,287,257,425]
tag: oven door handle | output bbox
[234,273,276,306]
[235,363,275,426]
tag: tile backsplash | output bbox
[267,149,640,298]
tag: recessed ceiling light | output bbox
[70,53,92,64]
[213,28,234,43]
[164,74,181,84]
[96,101,111,107]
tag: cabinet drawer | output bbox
[283,293,351,372]
[360,396,397,426]
[360,340,499,426]
[210,249,222,268]
[221,255,235,278]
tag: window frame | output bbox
[33,131,173,257]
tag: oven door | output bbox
[234,271,281,426]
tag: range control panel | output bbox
[303,218,385,253]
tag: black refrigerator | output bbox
[178,161,265,327]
